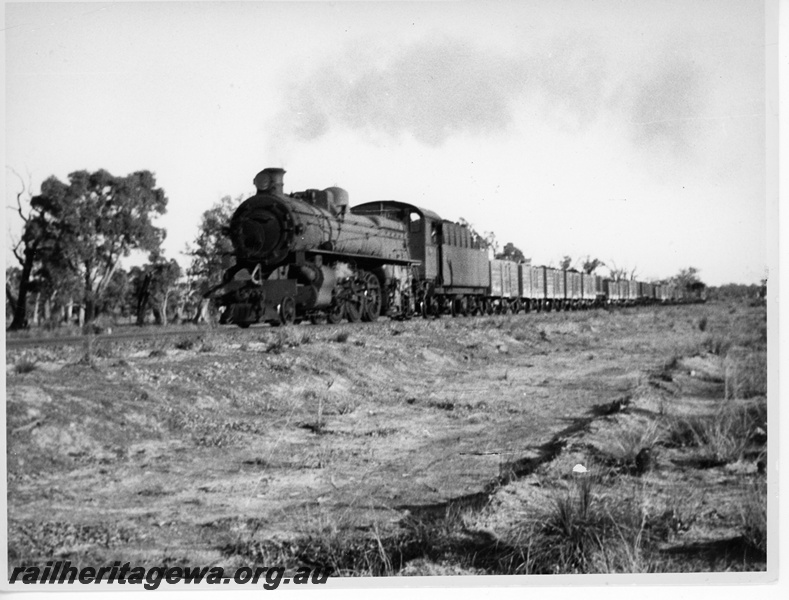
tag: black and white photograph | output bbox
[3,0,780,593]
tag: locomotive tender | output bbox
[211,168,699,328]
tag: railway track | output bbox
[5,325,226,349]
[4,318,390,349]
[6,299,688,350]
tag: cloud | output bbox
[279,35,613,146]
[285,38,515,145]
[276,33,717,162]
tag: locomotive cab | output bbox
[352,200,490,316]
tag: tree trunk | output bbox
[159,292,170,326]
[65,298,74,324]
[193,297,211,324]
[172,296,184,324]
[8,244,37,330]
[6,284,18,316]
[44,296,52,322]
[136,272,152,326]
[32,292,41,327]
[84,297,96,325]
[136,291,148,325]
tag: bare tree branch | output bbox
[7,166,32,224]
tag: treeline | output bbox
[706,283,766,302]
[5,168,239,331]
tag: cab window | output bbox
[430,221,441,245]
[409,211,422,233]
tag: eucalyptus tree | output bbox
[187,194,240,322]
[25,169,168,325]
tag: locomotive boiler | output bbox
[212,168,417,327]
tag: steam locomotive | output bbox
[210,168,700,328]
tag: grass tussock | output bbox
[265,332,287,354]
[700,334,732,356]
[263,330,313,353]
[14,354,39,374]
[74,336,100,368]
[724,349,766,400]
[608,421,662,473]
[198,332,218,353]
[667,399,766,467]
[495,474,668,574]
[174,338,196,350]
[739,479,767,555]
[333,331,350,344]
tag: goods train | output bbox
[209,168,703,327]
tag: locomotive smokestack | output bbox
[253,168,286,195]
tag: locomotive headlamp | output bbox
[254,168,286,194]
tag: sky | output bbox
[3,0,773,286]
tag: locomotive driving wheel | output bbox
[276,296,296,326]
[327,288,345,324]
[448,296,463,317]
[361,271,382,322]
[418,289,431,319]
[327,302,344,324]
[345,277,364,323]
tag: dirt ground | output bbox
[5,300,768,575]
